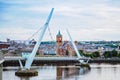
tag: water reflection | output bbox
[2,64,120,80]
[20,77,29,80]
[17,66,90,80]
[56,66,89,80]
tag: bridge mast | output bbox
[66,29,84,63]
[25,8,54,69]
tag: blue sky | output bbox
[0,0,120,41]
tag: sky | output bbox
[0,0,120,41]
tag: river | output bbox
[2,63,120,80]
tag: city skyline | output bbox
[0,0,120,41]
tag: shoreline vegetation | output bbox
[78,49,120,59]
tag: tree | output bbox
[84,53,91,57]
[103,51,112,58]
[111,49,118,57]
[78,50,84,56]
[92,51,100,58]
[90,51,100,58]
[118,53,120,58]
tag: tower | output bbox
[56,30,62,55]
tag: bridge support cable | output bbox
[25,8,54,69]
[48,26,55,42]
[27,26,43,41]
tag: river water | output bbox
[2,63,120,80]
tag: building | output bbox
[56,30,63,56]
[0,42,10,49]
[56,30,76,56]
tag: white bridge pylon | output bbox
[25,8,54,69]
[66,29,84,63]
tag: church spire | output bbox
[57,30,61,37]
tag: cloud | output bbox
[0,0,120,41]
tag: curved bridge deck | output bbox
[3,56,82,66]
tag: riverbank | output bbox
[3,58,120,67]
[89,58,120,64]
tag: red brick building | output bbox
[0,42,10,49]
[56,31,76,56]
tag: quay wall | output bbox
[3,59,120,67]
[89,59,120,64]
[3,59,79,67]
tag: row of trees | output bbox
[78,50,120,59]
[103,50,120,58]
